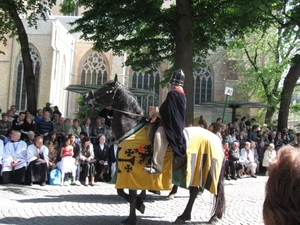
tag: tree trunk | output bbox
[175,0,194,126]
[8,3,37,114]
[264,106,275,125]
[277,59,300,131]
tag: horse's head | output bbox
[87,74,119,107]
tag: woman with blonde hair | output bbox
[262,143,276,175]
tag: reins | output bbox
[93,82,147,119]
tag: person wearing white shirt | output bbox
[26,136,49,186]
[1,131,27,184]
[241,142,257,178]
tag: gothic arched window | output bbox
[131,70,160,114]
[15,46,40,111]
[80,51,108,85]
[193,56,213,104]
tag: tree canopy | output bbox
[226,0,300,130]
[69,0,285,125]
[0,0,56,113]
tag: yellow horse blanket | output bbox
[115,123,224,195]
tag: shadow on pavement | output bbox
[16,193,122,204]
[0,215,178,225]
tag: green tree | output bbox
[0,0,56,113]
[69,0,278,125]
[227,0,300,130]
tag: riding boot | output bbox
[151,126,168,172]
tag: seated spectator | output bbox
[34,109,44,124]
[12,112,26,132]
[262,143,276,176]
[281,132,290,145]
[268,131,276,144]
[236,130,247,148]
[43,102,53,117]
[80,137,96,186]
[239,116,247,132]
[52,114,60,124]
[26,136,48,186]
[25,131,36,146]
[7,109,16,122]
[45,131,59,150]
[47,141,57,172]
[261,124,268,133]
[261,131,270,147]
[227,128,237,148]
[248,125,260,144]
[232,118,240,133]
[36,111,53,141]
[99,107,113,128]
[53,117,70,146]
[4,129,14,145]
[94,135,109,181]
[240,142,257,178]
[263,145,300,225]
[57,137,76,186]
[220,124,228,141]
[1,131,27,184]
[69,134,81,186]
[0,113,12,137]
[222,141,235,180]
[108,138,118,180]
[229,142,244,179]
[287,129,294,142]
[52,106,62,118]
[81,117,93,137]
[250,141,261,174]
[64,118,71,126]
[274,132,284,150]
[20,114,36,140]
[93,117,113,144]
[76,131,88,146]
[68,118,82,141]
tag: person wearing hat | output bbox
[144,69,187,175]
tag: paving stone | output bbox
[0,175,267,225]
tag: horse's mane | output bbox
[115,83,144,116]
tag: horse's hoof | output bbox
[120,217,137,225]
[167,193,175,199]
[173,217,186,224]
[138,203,145,214]
[209,216,218,224]
[136,198,145,214]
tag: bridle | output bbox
[91,82,146,119]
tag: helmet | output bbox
[170,69,185,86]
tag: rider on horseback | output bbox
[144,69,187,175]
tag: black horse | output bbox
[84,74,225,225]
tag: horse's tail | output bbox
[211,157,226,219]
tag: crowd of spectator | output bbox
[0,103,117,186]
[199,116,298,181]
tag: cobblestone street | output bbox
[0,175,267,225]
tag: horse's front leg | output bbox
[167,184,178,199]
[174,186,198,224]
[120,189,137,225]
[117,189,145,214]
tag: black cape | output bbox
[160,89,186,157]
